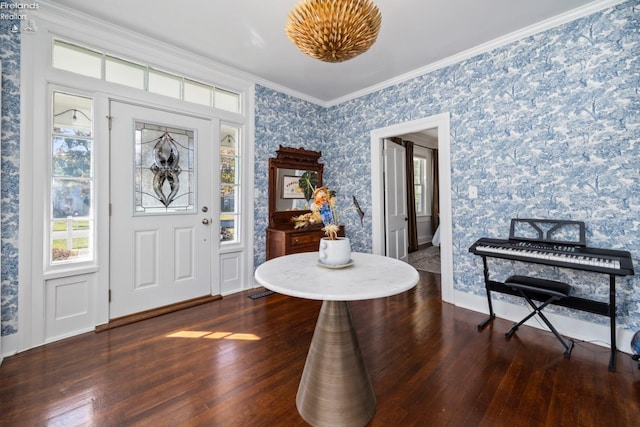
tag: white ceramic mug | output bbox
[319,237,351,265]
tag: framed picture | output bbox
[281,175,304,199]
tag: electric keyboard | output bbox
[469,218,635,372]
[469,237,634,276]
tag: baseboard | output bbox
[1,333,18,362]
[95,295,222,332]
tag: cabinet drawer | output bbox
[266,226,344,260]
[288,242,320,254]
[287,233,321,247]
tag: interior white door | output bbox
[384,139,409,262]
[109,101,214,319]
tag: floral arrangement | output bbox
[291,174,364,240]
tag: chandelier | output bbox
[285,0,382,63]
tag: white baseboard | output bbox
[418,236,431,245]
[222,283,260,297]
[454,290,634,355]
[1,333,19,362]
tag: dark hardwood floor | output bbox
[1,271,639,426]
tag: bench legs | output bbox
[506,291,574,358]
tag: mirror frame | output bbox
[268,145,323,228]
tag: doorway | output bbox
[370,114,454,303]
[109,101,217,318]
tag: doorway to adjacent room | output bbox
[370,114,454,303]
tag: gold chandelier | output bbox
[285,0,382,63]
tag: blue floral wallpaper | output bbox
[255,1,640,331]
[254,90,327,267]
[1,12,21,337]
[1,1,638,340]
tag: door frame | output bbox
[18,8,255,351]
[370,113,454,303]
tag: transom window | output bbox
[52,40,241,113]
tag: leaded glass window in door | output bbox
[135,122,195,214]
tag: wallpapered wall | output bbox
[0,14,21,337]
[255,1,640,331]
[0,1,638,339]
[254,90,327,267]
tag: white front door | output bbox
[109,101,215,319]
[384,139,409,262]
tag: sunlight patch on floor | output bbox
[166,330,261,340]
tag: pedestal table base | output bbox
[296,300,376,427]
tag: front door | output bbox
[384,139,409,262]
[109,101,215,319]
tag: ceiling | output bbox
[46,0,598,104]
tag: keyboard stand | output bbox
[477,256,495,330]
[476,255,619,372]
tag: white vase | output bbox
[318,237,351,265]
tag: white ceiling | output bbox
[46,0,599,104]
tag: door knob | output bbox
[202,218,210,225]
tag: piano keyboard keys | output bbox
[473,245,621,270]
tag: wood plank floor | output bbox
[1,271,639,426]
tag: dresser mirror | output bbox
[268,145,324,228]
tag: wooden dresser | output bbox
[266,146,336,260]
[266,226,345,260]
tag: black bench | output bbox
[505,275,574,358]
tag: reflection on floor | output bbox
[408,244,441,274]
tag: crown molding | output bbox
[326,0,627,107]
[35,0,328,107]
[33,0,626,109]
[252,78,328,107]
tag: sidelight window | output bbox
[50,91,95,264]
[220,124,241,243]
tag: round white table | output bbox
[254,252,419,427]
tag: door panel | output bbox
[174,227,195,281]
[134,230,158,289]
[384,139,409,262]
[109,101,214,319]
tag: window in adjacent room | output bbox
[414,156,428,216]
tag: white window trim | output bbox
[219,121,244,249]
[48,88,97,269]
